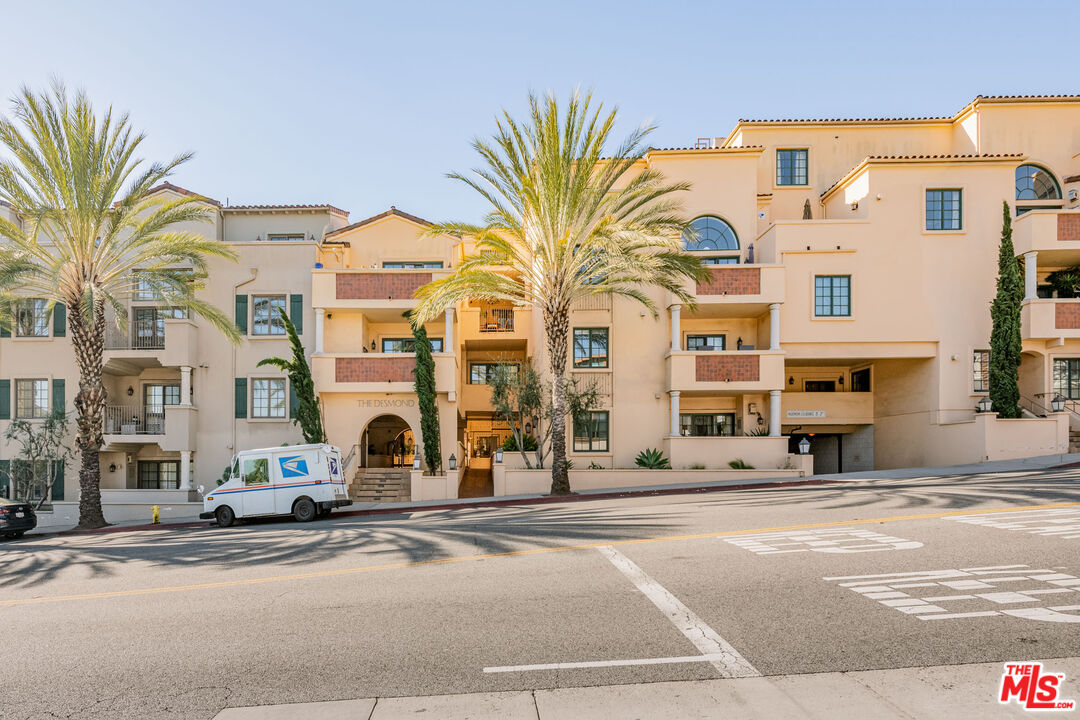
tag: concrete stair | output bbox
[348,468,412,503]
[1070,431,1080,454]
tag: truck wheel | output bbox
[293,498,316,523]
[215,505,236,528]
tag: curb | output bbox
[33,476,837,538]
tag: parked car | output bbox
[0,498,37,538]
[200,443,352,527]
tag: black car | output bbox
[0,498,36,538]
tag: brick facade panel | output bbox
[1056,303,1080,329]
[1058,215,1080,243]
[696,267,761,296]
[336,356,416,383]
[336,273,432,300]
[695,354,760,382]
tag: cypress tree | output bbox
[989,200,1023,418]
[257,308,326,443]
[410,319,442,473]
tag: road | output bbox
[2,466,1080,719]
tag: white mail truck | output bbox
[200,444,352,527]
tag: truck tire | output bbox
[215,505,236,528]
[293,498,316,523]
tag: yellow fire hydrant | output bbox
[151,505,160,524]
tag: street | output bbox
[3,466,1080,719]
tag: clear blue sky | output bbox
[3,1,1078,223]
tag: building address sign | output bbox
[787,410,825,418]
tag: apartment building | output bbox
[3,94,1079,521]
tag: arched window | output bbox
[1016,164,1061,201]
[683,216,739,253]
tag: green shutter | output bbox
[53,303,66,337]
[52,378,65,413]
[0,379,9,420]
[0,460,9,498]
[1,324,9,338]
[50,459,64,501]
[289,379,299,419]
[289,294,303,334]
[235,295,248,334]
[235,378,247,418]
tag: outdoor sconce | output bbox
[798,437,811,455]
[789,376,795,385]
[736,337,743,350]
[495,449,504,464]
[977,396,993,413]
[525,422,532,435]
[108,463,117,473]
[126,386,134,396]
[370,340,377,351]
[412,454,421,470]
[837,376,844,386]
[1052,395,1066,413]
[757,415,765,425]
[448,453,457,471]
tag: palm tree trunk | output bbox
[546,306,571,495]
[71,298,108,529]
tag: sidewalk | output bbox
[212,657,1080,719]
[27,451,1080,538]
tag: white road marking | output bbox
[721,527,922,555]
[483,653,732,673]
[944,508,1080,539]
[596,545,760,678]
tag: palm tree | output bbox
[412,91,707,495]
[0,84,241,528]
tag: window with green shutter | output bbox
[0,379,10,420]
[289,294,303,334]
[51,460,64,501]
[235,378,247,418]
[235,295,248,334]
[289,379,299,419]
[52,379,65,413]
[53,303,66,337]
[0,460,9,498]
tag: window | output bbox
[1016,164,1061,201]
[851,368,872,393]
[814,275,851,317]
[804,380,836,392]
[382,337,444,353]
[133,269,193,301]
[15,379,49,418]
[1053,358,1080,400]
[15,299,49,337]
[469,363,518,384]
[251,378,287,418]
[683,216,739,256]
[267,234,305,241]
[252,295,287,335]
[132,307,187,349]
[382,261,444,269]
[776,149,808,186]
[242,457,270,486]
[973,350,990,393]
[701,257,739,265]
[137,460,180,490]
[679,413,736,437]
[925,189,962,231]
[573,328,609,368]
[144,384,180,433]
[573,411,609,452]
[686,334,725,351]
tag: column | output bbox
[1023,251,1038,302]
[769,390,782,437]
[179,451,191,490]
[444,308,454,352]
[670,304,681,352]
[315,308,325,353]
[769,303,781,351]
[180,366,192,407]
[670,391,681,436]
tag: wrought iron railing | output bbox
[103,405,166,435]
[479,308,515,332]
[104,324,165,350]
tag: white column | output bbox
[669,391,681,436]
[670,304,681,352]
[315,308,325,353]
[444,308,454,351]
[180,366,192,407]
[769,303,781,351]
[769,390,782,437]
[1023,251,1038,302]
[179,451,192,490]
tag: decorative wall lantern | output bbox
[977,396,993,413]
[1052,395,1066,413]
[448,453,457,471]
[412,453,421,470]
[798,437,811,455]
[495,449,504,464]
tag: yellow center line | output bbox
[4,501,1078,609]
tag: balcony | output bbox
[1014,210,1080,264]
[312,269,449,320]
[1022,299,1080,340]
[781,391,874,426]
[459,305,533,349]
[103,318,198,374]
[102,403,196,451]
[670,265,785,317]
[312,352,457,395]
[666,350,785,394]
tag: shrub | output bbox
[728,458,754,469]
[635,448,671,469]
[588,461,604,469]
[501,434,538,452]
[744,426,770,437]
[689,463,705,470]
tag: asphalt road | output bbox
[3,466,1080,719]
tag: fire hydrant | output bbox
[151,505,160,524]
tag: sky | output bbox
[3,0,1079,224]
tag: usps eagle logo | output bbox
[279,455,309,478]
[328,457,340,477]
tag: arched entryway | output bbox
[360,414,416,468]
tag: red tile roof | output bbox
[820,154,1026,198]
[144,181,221,207]
[225,202,348,215]
[324,206,436,238]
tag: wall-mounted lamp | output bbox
[126,386,134,396]
[977,396,993,413]
[789,376,795,385]
[370,340,377,351]
[412,454,421,470]
[495,449,504,464]
[1052,395,1066,413]
[736,337,743,350]
[108,463,117,473]
[448,453,457,471]
[524,422,532,435]
[837,376,844,386]
[798,437,811,455]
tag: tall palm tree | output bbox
[0,84,241,528]
[413,91,707,495]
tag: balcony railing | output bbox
[104,324,164,350]
[479,308,514,332]
[103,405,166,435]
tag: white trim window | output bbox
[252,295,287,336]
[15,378,49,418]
[251,378,287,418]
[15,298,49,337]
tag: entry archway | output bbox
[360,414,416,468]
